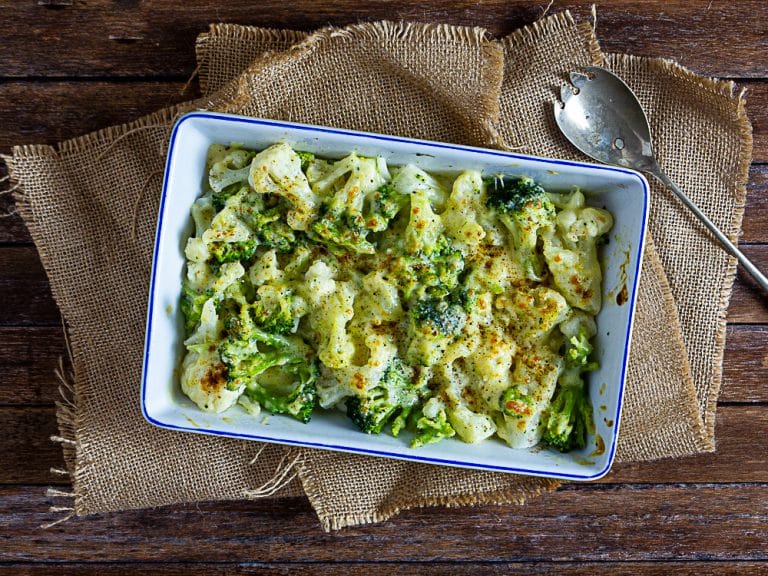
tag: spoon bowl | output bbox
[554,66,767,293]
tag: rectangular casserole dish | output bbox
[141,111,649,480]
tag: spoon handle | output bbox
[651,167,768,293]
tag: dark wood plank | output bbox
[1,408,64,485]
[729,246,768,323]
[1,562,767,576]
[2,483,766,561]
[605,404,768,483]
[744,163,768,243]
[3,405,765,486]
[0,81,189,156]
[748,83,768,167]
[0,328,66,405]
[1,1,767,79]
[722,325,768,403]
[0,247,59,325]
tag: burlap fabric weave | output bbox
[2,11,750,530]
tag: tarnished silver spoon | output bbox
[554,65,767,293]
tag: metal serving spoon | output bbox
[554,65,768,293]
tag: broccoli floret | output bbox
[500,387,535,419]
[405,298,467,366]
[308,154,389,254]
[296,150,315,172]
[180,283,212,335]
[486,175,555,281]
[220,300,297,350]
[346,358,418,434]
[212,184,246,212]
[218,297,318,423]
[541,383,591,452]
[566,325,599,371]
[220,341,296,383]
[207,239,259,264]
[412,298,466,335]
[237,204,296,253]
[411,397,456,448]
[396,235,465,302]
[240,361,318,423]
[542,323,599,452]
[251,291,295,335]
[449,284,477,313]
[310,205,375,255]
[364,184,408,232]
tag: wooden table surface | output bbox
[1,2,767,574]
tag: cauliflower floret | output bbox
[202,206,253,244]
[391,164,449,212]
[498,286,569,343]
[467,321,516,411]
[249,143,319,230]
[181,348,243,413]
[437,362,496,444]
[543,190,613,314]
[301,265,357,370]
[441,170,486,246]
[495,346,564,448]
[208,147,252,193]
[317,281,357,369]
[249,249,284,287]
[405,189,444,255]
[184,298,221,347]
[191,193,216,236]
[316,333,398,408]
[355,271,404,325]
[301,260,338,307]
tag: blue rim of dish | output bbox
[140,111,649,481]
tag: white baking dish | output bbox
[141,111,649,480]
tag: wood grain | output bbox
[2,484,767,562]
[744,164,768,243]
[1,408,63,484]
[3,405,765,486]
[729,246,768,323]
[722,325,768,402]
[1,1,767,79]
[0,81,189,157]
[0,328,66,405]
[0,248,59,325]
[0,563,767,575]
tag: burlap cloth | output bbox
[2,10,750,531]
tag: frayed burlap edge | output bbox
[195,24,309,95]
[298,459,561,532]
[503,9,604,67]
[202,20,503,136]
[606,53,753,445]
